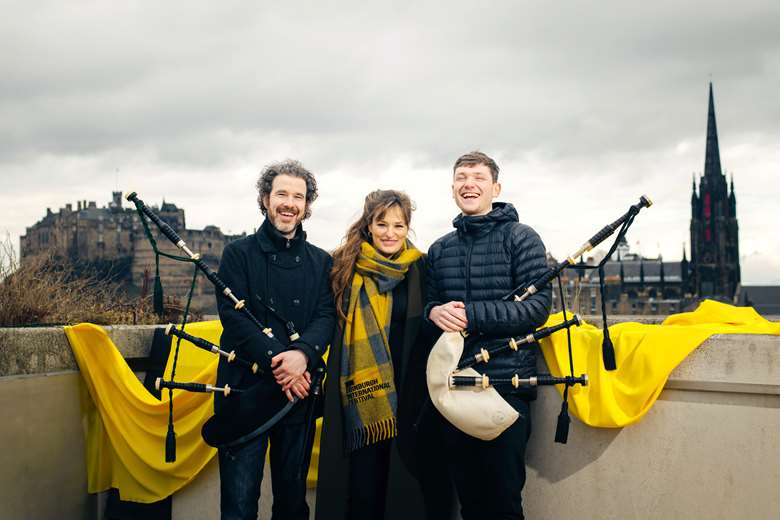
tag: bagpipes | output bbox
[125,192,324,462]
[165,323,261,375]
[155,376,241,397]
[456,314,582,371]
[426,195,652,444]
[449,373,588,389]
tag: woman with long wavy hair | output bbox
[315,190,454,520]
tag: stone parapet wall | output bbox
[525,330,780,519]
[1,318,778,519]
[0,325,157,377]
[0,315,674,378]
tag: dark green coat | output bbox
[315,259,434,519]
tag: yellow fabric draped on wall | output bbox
[538,300,780,428]
[65,321,324,503]
[66,300,779,502]
[66,321,220,503]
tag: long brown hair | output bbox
[331,190,414,321]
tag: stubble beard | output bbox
[269,206,303,237]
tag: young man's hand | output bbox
[429,301,468,332]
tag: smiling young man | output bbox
[214,160,336,520]
[424,151,552,520]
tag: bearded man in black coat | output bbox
[214,160,336,520]
[425,151,552,520]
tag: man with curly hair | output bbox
[214,160,336,520]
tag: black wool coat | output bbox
[424,202,552,399]
[214,219,336,423]
[315,259,443,520]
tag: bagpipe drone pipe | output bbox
[125,192,325,461]
[426,195,652,444]
[165,323,261,375]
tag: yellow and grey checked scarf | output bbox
[340,241,422,452]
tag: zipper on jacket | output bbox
[465,237,474,302]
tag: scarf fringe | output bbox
[345,417,398,453]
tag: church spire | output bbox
[729,173,736,214]
[704,82,723,178]
[690,81,740,300]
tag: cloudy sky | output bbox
[2,1,779,283]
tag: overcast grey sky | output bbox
[2,1,779,283]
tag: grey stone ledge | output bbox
[3,317,780,386]
[0,325,159,377]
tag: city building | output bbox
[550,239,689,316]
[689,83,741,299]
[553,83,742,315]
[20,192,244,311]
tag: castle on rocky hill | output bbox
[20,192,245,311]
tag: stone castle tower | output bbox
[20,193,244,311]
[690,83,741,299]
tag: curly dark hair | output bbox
[256,160,319,219]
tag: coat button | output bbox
[271,254,277,261]
[295,256,300,263]
[267,350,273,356]
[293,299,300,305]
[314,345,320,351]
[269,297,275,305]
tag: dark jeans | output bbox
[218,420,314,520]
[416,412,458,520]
[443,399,532,520]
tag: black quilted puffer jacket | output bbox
[424,202,552,399]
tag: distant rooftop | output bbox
[738,285,780,316]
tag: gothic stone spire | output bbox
[704,82,722,178]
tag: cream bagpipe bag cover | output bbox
[426,331,518,440]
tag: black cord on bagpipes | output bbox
[573,212,636,371]
[550,212,638,443]
[136,204,197,317]
[135,204,203,462]
[164,264,199,462]
[554,274,576,444]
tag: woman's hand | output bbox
[272,350,310,401]
[285,371,312,401]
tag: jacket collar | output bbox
[453,202,519,237]
[255,218,306,253]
